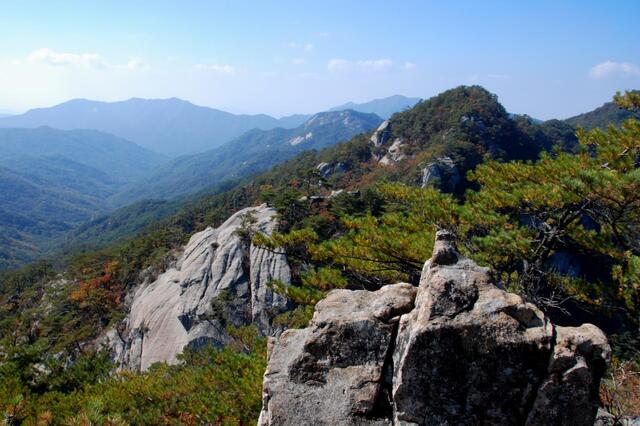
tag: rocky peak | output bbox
[105,204,291,371]
[304,110,382,132]
[258,231,610,425]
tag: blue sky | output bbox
[0,0,639,118]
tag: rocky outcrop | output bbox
[258,283,417,426]
[106,204,291,371]
[259,231,610,425]
[316,161,348,178]
[369,120,406,166]
[420,156,460,192]
[370,120,392,147]
[378,138,406,165]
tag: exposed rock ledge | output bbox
[105,204,291,371]
[258,231,610,425]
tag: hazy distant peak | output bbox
[303,109,381,129]
[328,94,421,119]
[0,98,298,156]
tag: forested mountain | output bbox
[46,87,595,263]
[0,164,110,265]
[109,109,382,206]
[0,87,638,424]
[0,98,308,156]
[565,94,640,130]
[0,127,166,181]
[329,94,420,118]
[0,127,167,268]
[4,87,629,270]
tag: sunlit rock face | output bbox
[258,231,610,426]
[106,204,291,371]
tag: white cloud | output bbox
[298,72,321,79]
[195,63,237,74]
[292,58,305,65]
[127,57,144,70]
[327,58,394,73]
[358,59,393,71]
[487,73,511,80]
[589,61,640,79]
[288,42,313,52]
[327,58,351,72]
[27,48,107,69]
[25,48,144,72]
[404,61,417,70]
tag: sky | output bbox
[0,0,639,119]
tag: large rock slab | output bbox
[106,204,291,371]
[259,231,610,425]
[370,120,392,147]
[258,283,417,426]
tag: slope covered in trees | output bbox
[109,109,382,206]
[565,93,640,130]
[0,87,637,423]
[0,127,167,269]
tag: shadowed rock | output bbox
[258,283,417,426]
[420,156,461,193]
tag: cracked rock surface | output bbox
[105,204,291,371]
[258,283,417,426]
[258,231,610,425]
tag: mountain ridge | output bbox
[0,98,303,156]
[0,126,168,268]
[0,95,422,156]
[45,85,634,265]
[108,109,383,206]
[328,94,421,119]
[564,94,640,129]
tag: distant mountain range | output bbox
[0,95,418,156]
[329,95,421,119]
[51,89,639,263]
[0,98,307,157]
[0,95,418,267]
[4,90,634,270]
[110,109,383,206]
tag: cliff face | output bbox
[106,204,291,371]
[258,231,610,426]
